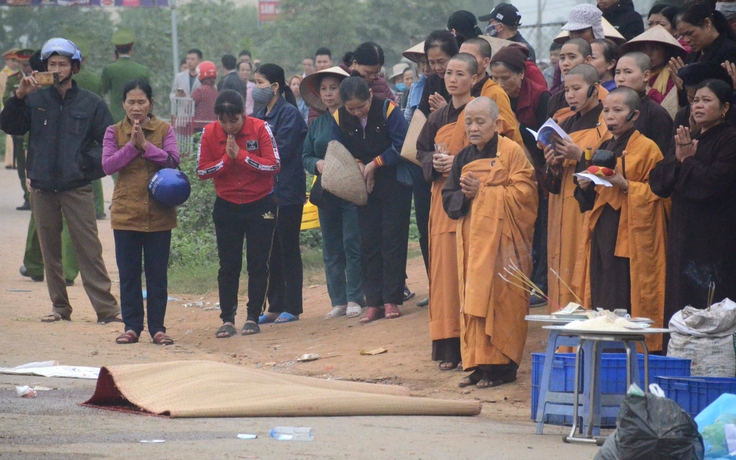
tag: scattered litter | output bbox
[296,354,319,362]
[270,427,313,441]
[183,301,204,308]
[139,439,165,443]
[0,361,99,380]
[264,362,277,367]
[33,386,55,391]
[142,290,179,301]
[6,289,32,293]
[15,386,37,398]
[203,305,220,311]
[360,348,387,356]
[237,434,258,440]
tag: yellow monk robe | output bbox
[480,78,524,147]
[427,107,472,343]
[453,136,538,368]
[547,106,611,312]
[552,86,610,125]
[575,130,669,350]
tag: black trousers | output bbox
[531,190,548,293]
[590,205,631,313]
[357,173,412,307]
[114,229,171,337]
[267,203,304,316]
[213,195,277,323]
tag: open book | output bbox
[527,118,573,148]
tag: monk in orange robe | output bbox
[542,64,611,312]
[443,97,538,388]
[460,38,524,147]
[416,53,478,371]
[574,87,668,351]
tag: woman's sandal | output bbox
[439,361,459,371]
[152,332,174,345]
[346,302,362,318]
[325,306,347,320]
[359,307,385,324]
[115,330,139,344]
[216,323,237,338]
[458,370,483,388]
[242,320,260,335]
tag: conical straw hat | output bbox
[300,66,350,112]
[554,17,625,44]
[322,140,368,206]
[618,25,687,59]
[479,35,516,57]
[400,110,427,166]
[402,41,425,63]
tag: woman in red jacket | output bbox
[196,90,281,337]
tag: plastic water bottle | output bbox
[269,426,313,441]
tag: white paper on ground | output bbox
[573,172,613,187]
[0,362,100,380]
[237,434,258,440]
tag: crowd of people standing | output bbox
[4,0,736,389]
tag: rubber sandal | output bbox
[346,302,362,318]
[242,321,260,335]
[458,370,483,388]
[115,330,138,344]
[216,323,237,338]
[324,306,346,320]
[359,307,384,324]
[152,331,174,345]
[274,312,299,323]
[41,312,70,322]
[258,313,278,324]
[403,285,415,302]
[98,313,124,324]
[416,297,429,307]
[384,303,400,319]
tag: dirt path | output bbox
[0,168,600,459]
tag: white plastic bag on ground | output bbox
[668,299,736,377]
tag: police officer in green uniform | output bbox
[3,49,33,210]
[72,37,105,218]
[17,49,78,286]
[100,28,151,123]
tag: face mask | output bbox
[251,85,275,104]
[486,23,499,37]
[395,82,407,92]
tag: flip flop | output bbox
[274,312,299,323]
[41,312,70,322]
[216,323,237,338]
[258,313,278,324]
[98,313,124,324]
[242,321,260,335]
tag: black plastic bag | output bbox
[594,393,704,460]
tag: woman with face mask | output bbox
[252,63,308,325]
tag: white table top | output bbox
[526,314,654,324]
[542,325,672,336]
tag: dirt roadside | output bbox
[0,168,603,459]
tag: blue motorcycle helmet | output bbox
[148,168,191,207]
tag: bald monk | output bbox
[416,53,478,371]
[614,52,674,156]
[460,38,524,146]
[547,38,604,122]
[542,64,611,311]
[574,87,668,351]
[443,97,538,388]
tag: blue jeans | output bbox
[114,229,171,337]
[318,194,363,307]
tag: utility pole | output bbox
[171,0,179,78]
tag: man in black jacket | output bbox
[0,38,121,324]
[598,0,644,41]
[217,54,247,101]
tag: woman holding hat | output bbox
[300,66,364,319]
[331,76,411,323]
[253,63,308,325]
[619,25,688,117]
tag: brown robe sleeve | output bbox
[442,147,473,220]
[416,108,442,182]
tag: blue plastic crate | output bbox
[656,376,736,417]
[531,353,691,425]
